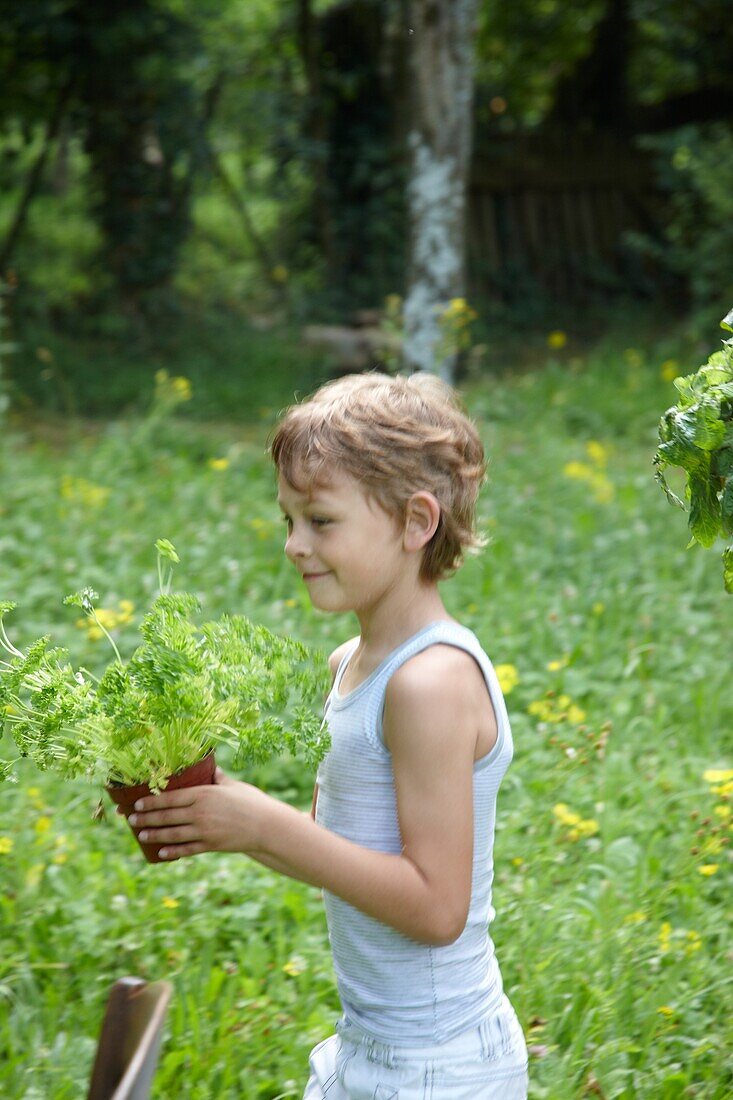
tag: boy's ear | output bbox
[403,492,441,553]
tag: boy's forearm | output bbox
[250,798,464,946]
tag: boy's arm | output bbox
[130,646,490,946]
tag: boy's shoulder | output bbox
[383,642,494,756]
[328,636,360,680]
[387,640,486,707]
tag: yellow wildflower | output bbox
[566,705,586,725]
[208,457,230,471]
[698,864,718,876]
[553,803,582,827]
[657,1006,675,1017]
[77,601,133,641]
[28,787,46,810]
[703,769,733,784]
[623,910,647,925]
[713,805,730,820]
[659,922,672,953]
[563,458,615,502]
[592,602,605,616]
[547,331,567,350]
[284,598,298,609]
[511,857,524,867]
[685,931,702,955]
[442,298,475,320]
[26,864,45,888]
[660,359,679,382]
[60,475,111,508]
[282,955,307,977]
[564,460,592,481]
[495,664,519,695]
[554,804,598,841]
[711,780,733,799]
[171,376,192,401]
[162,896,179,909]
[585,440,609,467]
[546,655,569,672]
[528,699,554,721]
[155,370,192,404]
[0,837,13,855]
[35,816,52,837]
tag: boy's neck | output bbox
[354,582,451,661]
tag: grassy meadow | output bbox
[1,328,731,1098]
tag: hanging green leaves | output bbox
[655,310,733,592]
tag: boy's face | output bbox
[277,468,408,615]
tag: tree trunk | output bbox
[0,79,72,275]
[402,0,478,381]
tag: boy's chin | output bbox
[309,594,347,613]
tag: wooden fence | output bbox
[467,132,662,301]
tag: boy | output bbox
[130,372,528,1098]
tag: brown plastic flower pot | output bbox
[106,752,216,864]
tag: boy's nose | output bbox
[285,530,309,562]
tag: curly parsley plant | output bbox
[0,541,329,791]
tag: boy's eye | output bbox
[310,516,331,528]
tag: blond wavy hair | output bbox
[270,372,486,581]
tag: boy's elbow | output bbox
[422,906,468,947]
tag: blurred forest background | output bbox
[2,4,733,1097]
[1,0,732,416]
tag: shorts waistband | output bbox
[335,995,520,1069]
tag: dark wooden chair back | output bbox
[87,977,172,1100]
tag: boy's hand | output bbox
[125,767,273,861]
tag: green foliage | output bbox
[655,310,733,590]
[636,124,733,313]
[0,330,731,1096]
[0,328,731,1096]
[0,284,10,424]
[1,545,330,792]
[7,304,331,418]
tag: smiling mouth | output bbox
[302,571,330,581]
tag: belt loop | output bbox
[365,1036,397,1069]
[498,1005,512,1056]
[478,1016,493,1061]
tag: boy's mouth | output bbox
[302,571,330,581]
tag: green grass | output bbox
[0,331,731,1098]
[5,303,332,420]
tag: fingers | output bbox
[157,842,208,861]
[128,807,192,828]
[132,788,199,813]
[137,824,200,845]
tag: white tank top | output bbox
[316,621,513,1044]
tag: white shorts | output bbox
[302,995,528,1099]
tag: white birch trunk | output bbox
[402,0,478,381]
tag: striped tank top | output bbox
[316,620,514,1044]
